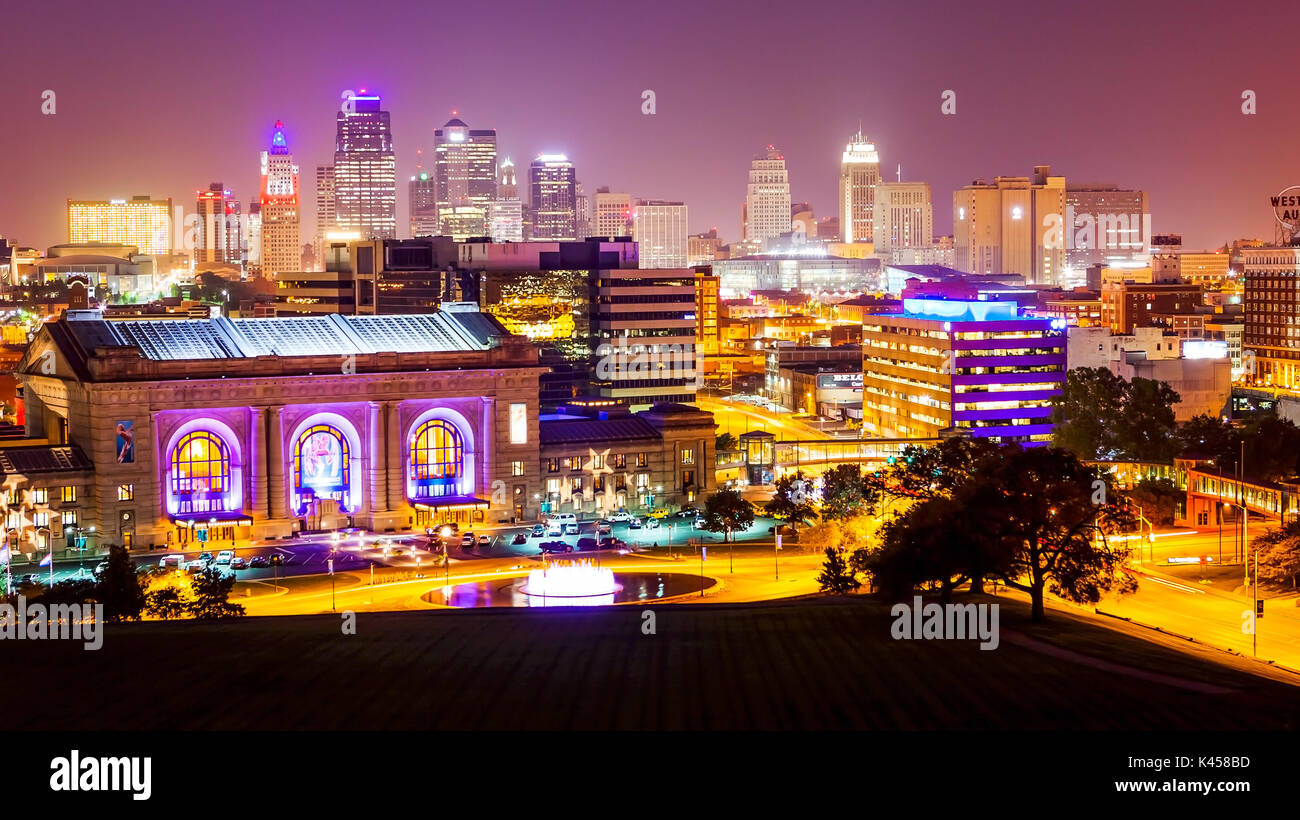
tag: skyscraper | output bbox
[314,165,336,266]
[334,92,396,240]
[633,201,688,268]
[839,131,879,245]
[744,146,791,243]
[409,173,438,237]
[489,158,523,242]
[67,196,173,255]
[873,181,933,254]
[259,121,301,279]
[954,166,1066,286]
[195,183,241,266]
[575,182,590,239]
[1063,183,1150,279]
[433,116,497,239]
[593,188,633,237]
[1242,246,1300,389]
[530,154,577,240]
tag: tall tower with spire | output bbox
[259,120,300,278]
[838,130,880,244]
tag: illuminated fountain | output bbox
[518,561,623,606]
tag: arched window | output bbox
[409,419,463,499]
[170,431,232,514]
[293,424,352,515]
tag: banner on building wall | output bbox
[115,420,135,463]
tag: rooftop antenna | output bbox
[897,164,902,182]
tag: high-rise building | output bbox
[498,157,518,199]
[67,196,173,256]
[575,182,590,239]
[529,154,577,240]
[838,131,879,244]
[334,92,397,240]
[246,203,262,267]
[433,116,497,239]
[744,146,791,243]
[592,265,698,406]
[314,165,336,266]
[1063,184,1149,278]
[688,229,724,266]
[259,121,301,279]
[409,173,438,237]
[1242,245,1300,389]
[490,158,523,242]
[861,297,1066,443]
[592,188,633,237]
[195,183,241,266]
[874,181,933,253]
[633,200,688,268]
[954,166,1066,286]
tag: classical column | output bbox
[385,401,404,513]
[250,407,267,520]
[267,406,286,521]
[367,401,386,512]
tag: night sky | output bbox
[0,0,1296,252]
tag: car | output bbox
[184,559,210,572]
[229,557,248,570]
[248,555,268,568]
[547,513,577,527]
[628,517,642,530]
[198,552,214,563]
[16,573,44,587]
[675,506,700,519]
[546,523,563,537]
[694,515,708,529]
[461,533,475,547]
[159,554,185,569]
[530,524,546,538]
[215,550,234,565]
[576,537,599,552]
[608,511,633,523]
[390,547,406,557]
[511,533,528,545]
[563,522,579,536]
[268,553,284,567]
[647,517,661,530]
[648,508,670,519]
[477,534,491,547]
[435,523,459,537]
[539,540,574,554]
[597,537,627,551]
[595,520,613,534]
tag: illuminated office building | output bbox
[838,131,879,245]
[1242,246,1300,389]
[861,297,1066,443]
[593,188,633,237]
[954,166,1066,286]
[873,181,932,253]
[334,93,397,240]
[67,196,173,256]
[195,183,241,266]
[744,146,791,243]
[409,173,439,237]
[314,165,336,267]
[433,116,497,239]
[632,200,688,268]
[529,154,578,240]
[259,121,301,279]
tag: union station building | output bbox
[8,306,715,552]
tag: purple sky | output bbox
[1,0,1296,253]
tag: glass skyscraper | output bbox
[334,93,396,240]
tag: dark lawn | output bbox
[6,596,1299,731]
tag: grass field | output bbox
[6,595,1299,731]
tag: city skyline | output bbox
[2,0,1298,253]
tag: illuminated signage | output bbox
[817,373,863,389]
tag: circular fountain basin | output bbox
[421,570,715,608]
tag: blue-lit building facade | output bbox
[861,298,1066,444]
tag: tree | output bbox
[701,489,756,543]
[1124,477,1182,527]
[1115,377,1181,462]
[816,547,861,594]
[145,586,190,620]
[1253,520,1300,589]
[990,447,1137,621]
[818,464,880,521]
[1050,367,1127,458]
[1176,414,1238,466]
[715,432,738,453]
[187,567,246,620]
[94,544,147,621]
[765,471,817,526]
[37,577,98,607]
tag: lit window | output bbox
[408,419,464,500]
[60,486,77,503]
[681,449,694,466]
[170,431,232,514]
[117,484,134,501]
[293,424,352,516]
[511,461,525,477]
[30,488,49,505]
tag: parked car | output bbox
[576,537,599,552]
[547,523,563,537]
[595,520,613,534]
[628,517,643,530]
[609,511,633,523]
[184,559,210,572]
[435,523,459,537]
[675,506,700,519]
[563,522,579,536]
[511,532,528,545]
[694,515,708,529]
[461,533,475,547]
[215,550,234,565]
[229,557,248,570]
[159,554,185,570]
[268,553,284,567]
[530,524,546,538]
[539,540,574,554]
[648,508,670,519]
[647,517,661,530]
[16,573,44,587]
[477,534,491,547]
[597,537,627,551]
